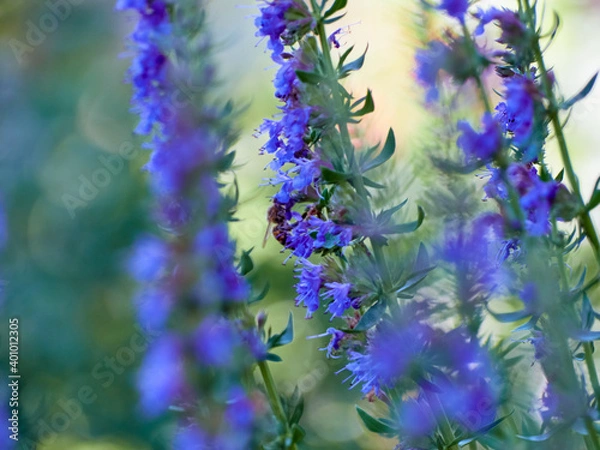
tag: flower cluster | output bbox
[255,1,506,448]
[414,0,600,446]
[120,1,270,448]
[256,1,371,322]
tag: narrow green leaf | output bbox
[248,282,270,304]
[323,13,346,24]
[278,312,295,346]
[560,72,598,109]
[362,128,395,172]
[355,406,396,435]
[295,70,324,85]
[377,199,408,224]
[266,353,283,362]
[324,0,348,18]
[396,266,435,293]
[512,316,537,332]
[218,151,236,171]
[487,307,532,324]
[289,390,304,426]
[361,176,386,189]
[414,242,430,272]
[337,45,355,69]
[354,300,386,331]
[582,293,595,330]
[554,168,564,182]
[267,312,294,349]
[385,206,425,235]
[351,89,374,117]
[586,176,600,212]
[239,248,254,276]
[290,424,306,444]
[321,167,350,184]
[340,46,368,77]
[517,428,558,442]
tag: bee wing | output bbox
[262,222,273,248]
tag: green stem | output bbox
[585,415,600,450]
[585,342,600,411]
[552,221,600,414]
[461,22,491,114]
[523,0,600,262]
[523,0,600,418]
[438,397,458,450]
[242,304,294,449]
[258,360,296,449]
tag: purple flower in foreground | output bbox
[173,424,210,450]
[145,123,221,195]
[397,397,437,440]
[225,388,256,429]
[294,260,323,318]
[127,235,170,282]
[457,113,503,163]
[134,288,173,331]
[137,335,187,417]
[194,317,240,368]
[343,320,435,395]
[438,0,469,21]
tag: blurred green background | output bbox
[1,0,600,448]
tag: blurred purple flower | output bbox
[134,288,173,331]
[194,317,240,368]
[117,0,171,135]
[457,113,503,163]
[137,335,187,417]
[415,40,449,103]
[474,7,527,48]
[128,235,170,282]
